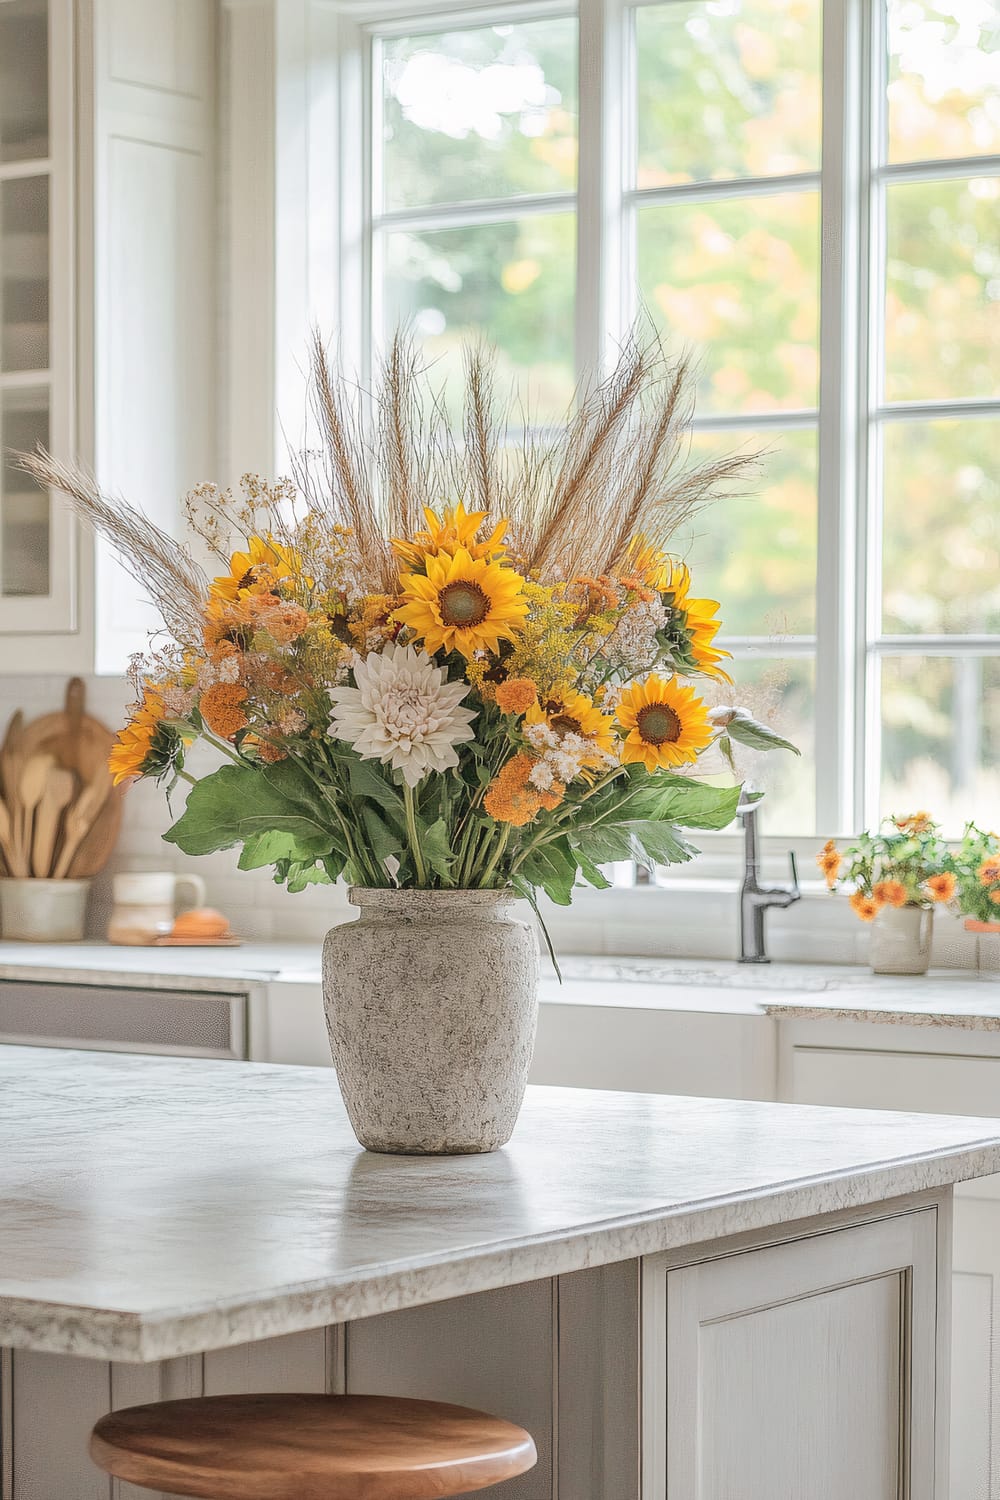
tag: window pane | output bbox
[638,192,819,413]
[381,214,576,420]
[702,654,815,835]
[681,427,817,635]
[636,0,821,186]
[1,175,49,372]
[880,655,1000,834]
[887,0,1000,164]
[380,19,577,212]
[0,0,48,163]
[882,418,1000,634]
[1,386,49,597]
[884,176,1000,403]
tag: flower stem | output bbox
[404,782,429,887]
[477,824,511,888]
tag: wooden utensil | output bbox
[53,677,85,779]
[0,709,25,806]
[32,765,77,878]
[53,774,112,880]
[16,751,56,871]
[0,794,26,878]
[67,782,125,879]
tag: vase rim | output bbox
[347,885,524,910]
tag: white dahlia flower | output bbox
[328,642,477,787]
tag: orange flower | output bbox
[200,682,249,739]
[483,752,563,826]
[925,872,956,903]
[816,848,842,888]
[979,858,1000,886]
[873,879,908,908]
[991,889,1000,906]
[250,599,310,645]
[850,891,882,922]
[894,811,932,834]
[494,677,538,716]
[256,735,287,764]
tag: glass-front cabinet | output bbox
[0,0,75,635]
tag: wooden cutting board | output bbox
[14,679,123,877]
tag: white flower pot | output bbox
[0,878,91,942]
[868,904,933,975]
[322,887,540,1155]
[965,918,1000,977]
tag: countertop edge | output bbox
[5,1139,998,1363]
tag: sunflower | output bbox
[620,535,686,599]
[109,688,192,786]
[616,674,714,771]
[525,688,616,762]
[392,503,508,572]
[683,596,732,680]
[210,535,302,602]
[396,547,529,659]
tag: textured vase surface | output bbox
[869,904,933,975]
[323,887,540,1155]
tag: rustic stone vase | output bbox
[868,903,933,975]
[322,887,540,1155]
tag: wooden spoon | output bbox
[53,776,111,880]
[32,765,77,878]
[16,751,55,873]
[0,709,25,806]
[54,677,85,778]
[0,794,27,878]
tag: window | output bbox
[339,0,1000,839]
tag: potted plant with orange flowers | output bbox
[818,813,956,975]
[19,334,797,1154]
[953,824,1000,975]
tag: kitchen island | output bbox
[3,1047,1000,1498]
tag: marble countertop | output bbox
[2,941,1000,1028]
[3,1045,1000,1363]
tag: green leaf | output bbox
[421,818,457,881]
[651,778,742,831]
[163,762,331,857]
[286,863,334,894]
[625,819,698,868]
[726,714,801,756]
[344,756,408,829]
[359,809,403,872]
[573,847,613,890]
[238,828,329,871]
[570,824,635,864]
[521,838,578,906]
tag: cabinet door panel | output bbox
[644,1210,942,1500]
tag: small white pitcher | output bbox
[108,871,206,946]
[868,904,934,976]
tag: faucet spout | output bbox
[738,800,800,964]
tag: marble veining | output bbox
[3,1046,1000,1362]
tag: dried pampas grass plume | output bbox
[13,449,210,650]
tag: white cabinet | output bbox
[0,0,218,672]
[643,1205,948,1500]
[778,1016,1000,1500]
[0,0,76,638]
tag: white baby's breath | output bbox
[328,641,477,787]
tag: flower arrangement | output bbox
[20,335,796,927]
[818,812,956,921]
[952,824,1000,928]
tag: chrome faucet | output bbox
[739,797,800,963]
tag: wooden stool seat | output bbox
[90,1392,537,1500]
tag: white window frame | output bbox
[325,0,1000,853]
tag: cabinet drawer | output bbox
[0,980,246,1058]
[788,1043,1000,1118]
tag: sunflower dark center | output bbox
[637,702,682,746]
[439,580,490,628]
[550,713,582,735]
[237,568,260,591]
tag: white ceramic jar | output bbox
[0,878,91,942]
[107,872,206,946]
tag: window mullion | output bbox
[576,0,627,381]
[814,0,871,834]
